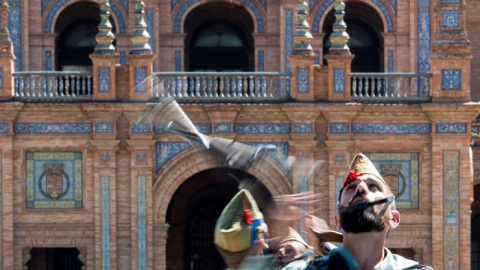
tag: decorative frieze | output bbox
[285,10,293,73]
[330,123,349,134]
[234,123,291,134]
[436,123,467,134]
[101,176,111,270]
[95,122,115,133]
[418,0,431,72]
[132,123,152,133]
[14,123,92,134]
[293,123,313,133]
[0,122,8,133]
[25,152,83,209]
[213,123,231,134]
[443,151,459,268]
[351,123,431,134]
[137,176,147,270]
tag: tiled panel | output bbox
[443,151,459,269]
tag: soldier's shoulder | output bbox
[304,256,330,270]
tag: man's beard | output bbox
[339,207,385,233]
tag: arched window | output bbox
[184,4,254,71]
[55,2,116,71]
[323,3,384,72]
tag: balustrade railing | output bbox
[13,71,93,101]
[351,73,431,102]
[150,72,291,102]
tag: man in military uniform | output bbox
[276,227,315,270]
[306,153,432,270]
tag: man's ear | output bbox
[334,214,341,230]
[388,210,400,229]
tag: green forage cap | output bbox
[214,189,264,252]
[280,227,313,250]
[343,153,390,193]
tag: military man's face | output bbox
[337,175,396,233]
[276,240,308,263]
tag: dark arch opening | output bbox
[184,3,254,71]
[27,248,84,270]
[322,3,384,72]
[472,184,480,268]
[55,2,116,71]
[166,168,272,270]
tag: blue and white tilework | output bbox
[285,10,293,73]
[100,155,110,161]
[436,123,467,134]
[472,125,480,137]
[120,51,127,66]
[313,0,394,33]
[9,0,21,71]
[0,123,8,133]
[258,51,265,72]
[365,153,419,209]
[443,151,459,269]
[314,50,320,65]
[101,176,111,270]
[132,123,152,133]
[330,123,349,134]
[99,68,110,93]
[299,176,308,238]
[135,67,147,91]
[442,10,460,27]
[95,123,114,134]
[245,142,289,170]
[440,0,461,3]
[258,0,267,11]
[25,152,83,209]
[334,68,345,93]
[214,123,231,134]
[0,67,3,90]
[119,0,129,14]
[136,155,147,162]
[45,51,52,71]
[297,68,309,93]
[137,176,147,270]
[387,50,394,72]
[147,10,154,49]
[174,0,264,33]
[14,123,92,134]
[234,123,291,134]
[45,0,126,34]
[156,142,191,173]
[352,123,431,134]
[418,0,431,72]
[155,123,211,134]
[175,51,181,71]
[441,70,461,90]
[334,155,345,162]
[293,123,313,133]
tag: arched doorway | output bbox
[322,3,384,72]
[26,248,84,270]
[54,2,116,71]
[166,168,272,270]
[184,3,254,71]
[472,184,480,268]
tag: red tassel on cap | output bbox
[343,170,363,187]
[243,209,253,225]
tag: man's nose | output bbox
[354,181,369,195]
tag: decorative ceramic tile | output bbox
[334,155,345,162]
[101,176,111,270]
[387,50,394,72]
[95,123,114,133]
[174,0,264,33]
[334,68,345,93]
[156,142,191,173]
[100,155,110,162]
[258,51,265,72]
[436,123,467,134]
[45,51,52,71]
[0,123,8,133]
[297,68,309,93]
[293,123,313,133]
[132,123,152,133]
[135,67,147,91]
[14,123,92,134]
[9,0,21,71]
[472,125,480,137]
[441,70,461,90]
[119,0,129,14]
[440,0,461,3]
[136,155,147,162]
[285,10,293,73]
[330,123,349,134]
[137,176,147,270]
[245,142,289,170]
[147,10,154,49]
[314,50,320,65]
[99,68,110,93]
[175,51,181,71]
[234,123,291,134]
[119,51,127,66]
[214,123,231,134]
[45,0,126,34]
[154,123,211,134]
[352,123,431,134]
[418,0,431,72]
[443,151,459,269]
[365,153,419,209]
[313,0,394,33]
[25,152,83,209]
[442,10,460,27]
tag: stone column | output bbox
[90,0,119,101]
[0,1,15,101]
[430,0,471,101]
[128,0,156,101]
[0,107,20,270]
[424,105,477,270]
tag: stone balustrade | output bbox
[13,71,93,101]
[351,73,432,102]
[150,72,291,102]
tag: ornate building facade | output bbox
[0,0,478,269]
